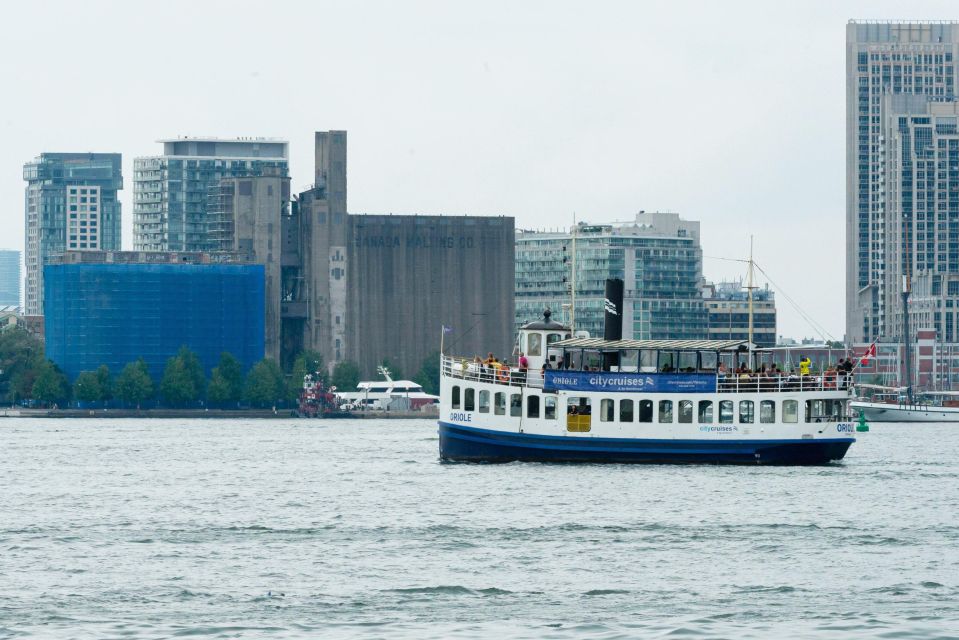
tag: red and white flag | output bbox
[860,343,877,365]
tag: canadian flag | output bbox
[860,343,877,365]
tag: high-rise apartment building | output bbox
[133,138,288,252]
[515,212,707,341]
[846,21,959,344]
[23,153,123,316]
[0,250,21,309]
[702,280,777,348]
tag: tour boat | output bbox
[438,308,858,465]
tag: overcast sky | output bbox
[3,0,957,340]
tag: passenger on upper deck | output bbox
[799,356,811,376]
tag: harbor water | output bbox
[2,419,958,639]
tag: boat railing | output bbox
[717,374,853,394]
[440,355,851,393]
[442,355,545,388]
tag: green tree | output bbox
[160,357,197,407]
[0,327,43,404]
[413,351,441,395]
[207,369,233,406]
[32,360,70,407]
[96,365,112,402]
[288,350,327,401]
[115,359,154,408]
[330,360,361,392]
[244,358,285,408]
[177,346,207,399]
[159,347,207,406]
[217,352,243,402]
[73,370,103,403]
[208,352,243,406]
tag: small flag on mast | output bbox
[860,342,877,365]
[443,325,453,334]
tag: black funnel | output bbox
[602,278,624,370]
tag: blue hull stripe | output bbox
[438,421,854,465]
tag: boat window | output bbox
[699,351,718,371]
[783,400,799,423]
[760,400,775,423]
[640,350,656,372]
[465,388,475,412]
[452,386,461,409]
[659,400,673,423]
[567,396,591,416]
[494,392,506,416]
[369,386,390,393]
[806,400,830,422]
[698,400,713,422]
[639,399,653,423]
[478,390,490,413]
[544,396,557,420]
[719,400,734,423]
[600,399,615,422]
[584,350,602,370]
[527,395,540,418]
[678,352,697,372]
[658,351,676,373]
[510,393,522,417]
[528,333,542,357]
[619,350,639,372]
[566,397,591,432]
[620,399,634,422]
[547,333,564,344]
[678,400,693,423]
[569,350,583,371]
[739,400,754,424]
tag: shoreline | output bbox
[0,408,438,420]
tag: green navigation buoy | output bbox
[856,409,870,432]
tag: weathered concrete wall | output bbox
[346,215,515,378]
[226,175,289,362]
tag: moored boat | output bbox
[438,310,857,465]
[851,389,959,422]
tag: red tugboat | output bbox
[297,372,351,418]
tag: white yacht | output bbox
[338,367,439,411]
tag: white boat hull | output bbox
[850,401,959,422]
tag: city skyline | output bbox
[5,1,959,339]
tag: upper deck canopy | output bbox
[551,337,750,352]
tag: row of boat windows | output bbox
[450,386,844,424]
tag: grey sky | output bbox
[3,0,956,340]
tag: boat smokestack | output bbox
[603,278,624,371]
[604,278,624,341]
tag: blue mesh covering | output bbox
[44,263,265,382]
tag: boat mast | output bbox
[747,235,755,368]
[570,214,577,334]
[902,275,912,403]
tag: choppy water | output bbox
[1,419,958,639]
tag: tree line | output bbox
[0,327,441,408]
